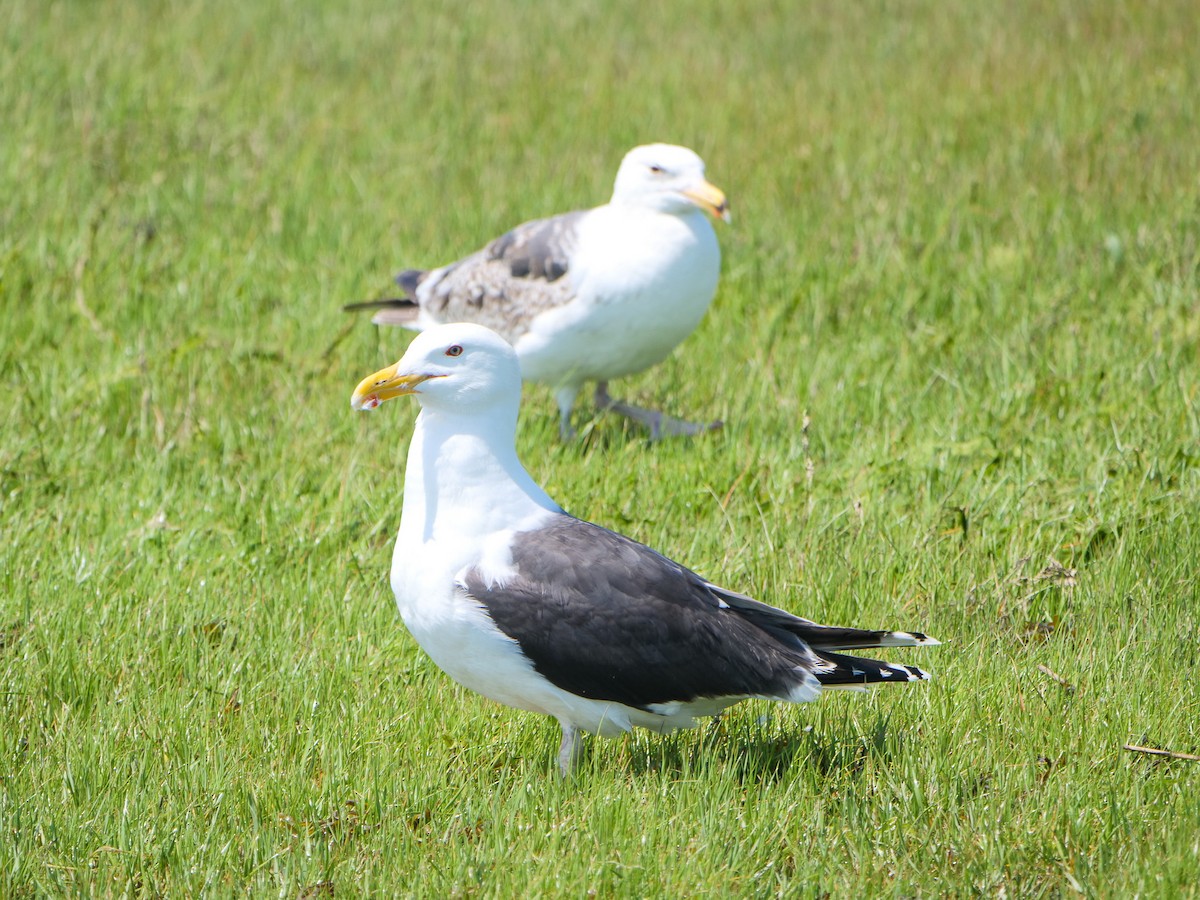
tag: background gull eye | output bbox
[445,344,464,357]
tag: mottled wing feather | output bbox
[414,211,587,341]
[485,211,584,282]
[461,517,820,709]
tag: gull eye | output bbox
[648,165,665,174]
[445,345,464,357]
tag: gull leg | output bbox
[555,385,581,440]
[593,382,722,440]
[558,722,583,778]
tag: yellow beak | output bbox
[350,363,437,411]
[681,180,731,223]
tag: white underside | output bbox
[513,205,719,389]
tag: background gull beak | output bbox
[682,180,731,223]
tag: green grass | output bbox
[3,0,1199,894]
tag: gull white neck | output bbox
[399,408,559,546]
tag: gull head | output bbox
[351,323,522,415]
[611,143,730,223]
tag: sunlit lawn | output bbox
[2,0,1198,894]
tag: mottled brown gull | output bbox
[347,144,729,439]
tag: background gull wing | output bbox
[351,210,588,339]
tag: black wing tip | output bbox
[394,268,426,295]
[881,630,941,647]
[813,650,934,687]
[342,297,416,312]
[895,663,932,681]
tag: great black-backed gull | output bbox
[350,323,938,775]
[347,144,729,439]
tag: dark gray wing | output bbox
[460,516,822,709]
[396,211,588,340]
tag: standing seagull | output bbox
[350,323,938,776]
[347,144,729,439]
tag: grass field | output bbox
[3,0,1199,894]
